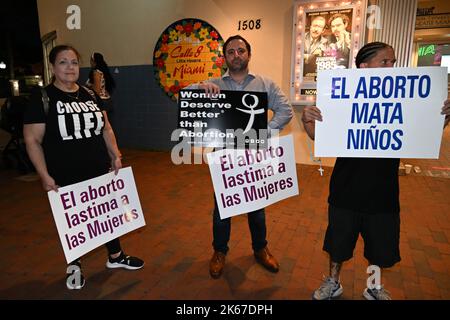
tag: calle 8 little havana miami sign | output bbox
[153,18,227,101]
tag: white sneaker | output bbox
[363,287,391,300]
[312,276,343,300]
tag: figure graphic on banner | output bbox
[186,35,293,279]
[23,45,144,290]
[236,93,264,133]
[304,15,329,78]
[327,13,351,68]
[302,42,450,300]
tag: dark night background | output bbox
[1,0,42,97]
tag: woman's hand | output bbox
[42,174,59,192]
[111,156,122,175]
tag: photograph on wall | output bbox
[302,7,354,82]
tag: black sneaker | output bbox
[106,253,144,270]
[66,260,85,290]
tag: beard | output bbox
[227,58,249,72]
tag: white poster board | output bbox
[315,67,447,158]
[207,135,299,219]
[48,167,145,263]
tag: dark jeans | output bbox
[212,196,267,254]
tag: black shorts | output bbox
[323,205,401,268]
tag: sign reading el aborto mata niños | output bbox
[47,167,146,263]
[207,135,299,219]
[177,89,268,147]
[315,67,447,158]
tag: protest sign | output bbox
[207,135,298,219]
[177,89,268,147]
[315,67,447,158]
[47,167,145,263]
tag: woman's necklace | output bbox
[54,82,80,100]
[64,89,80,100]
[63,89,80,100]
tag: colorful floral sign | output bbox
[153,18,227,101]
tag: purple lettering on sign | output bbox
[60,191,76,209]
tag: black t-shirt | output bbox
[328,157,400,214]
[24,84,110,186]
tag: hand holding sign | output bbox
[198,82,221,95]
[301,105,322,140]
[48,167,145,263]
[442,99,450,128]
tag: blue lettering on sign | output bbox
[407,75,419,97]
[394,76,406,98]
[351,102,403,124]
[348,101,404,151]
[369,76,381,98]
[340,72,433,152]
[353,75,431,99]
[355,77,368,98]
[381,76,394,98]
[418,75,431,98]
[331,77,350,99]
[347,127,403,150]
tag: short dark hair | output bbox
[355,42,394,68]
[49,45,81,65]
[329,13,349,26]
[223,35,251,56]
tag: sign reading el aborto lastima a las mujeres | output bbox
[47,167,145,263]
[207,135,299,219]
[315,67,447,158]
[177,89,268,147]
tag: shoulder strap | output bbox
[80,85,97,102]
[40,87,50,116]
[40,85,98,116]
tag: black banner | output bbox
[177,89,268,148]
[300,89,317,96]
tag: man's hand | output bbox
[302,105,323,123]
[199,82,220,95]
[442,99,450,128]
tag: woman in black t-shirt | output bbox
[23,45,144,290]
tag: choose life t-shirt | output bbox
[24,84,111,186]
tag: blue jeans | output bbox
[212,196,267,254]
